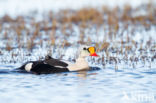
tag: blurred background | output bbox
[0,0,153,16]
[0,0,156,103]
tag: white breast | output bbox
[67,58,89,71]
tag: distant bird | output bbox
[18,46,99,74]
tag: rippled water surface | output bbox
[0,65,156,103]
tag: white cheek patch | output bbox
[25,63,33,72]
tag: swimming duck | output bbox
[18,46,99,74]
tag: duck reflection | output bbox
[76,67,101,79]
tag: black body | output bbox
[18,55,69,74]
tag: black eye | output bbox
[83,47,87,50]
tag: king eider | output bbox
[18,46,99,74]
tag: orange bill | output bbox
[88,47,99,57]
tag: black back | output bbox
[18,55,69,74]
[44,55,68,67]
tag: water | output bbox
[0,64,155,103]
[0,0,156,103]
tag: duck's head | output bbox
[79,46,99,58]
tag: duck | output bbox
[18,46,99,74]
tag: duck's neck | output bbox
[67,56,89,71]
